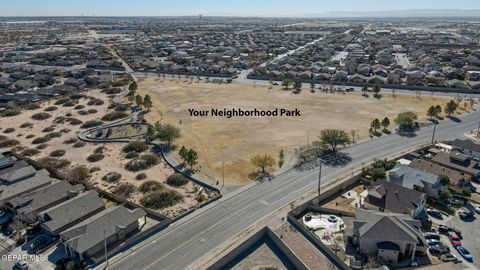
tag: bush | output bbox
[44,106,58,112]
[24,103,41,110]
[87,109,98,114]
[78,110,89,116]
[36,157,71,170]
[87,153,104,162]
[67,166,90,184]
[124,152,139,159]
[73,141,86,148]
[139,181,164,193]
[31,137,50,144]
[74,105,85,110]
[87,99,104,106]
[0,135,6,141]
[20,123,33,128]
[54,98,68,105]
[136,173,147,180]
[42,126,55,133]
[62,100,78,107]
[3,128,15,133]
[21,148,40,157]
[49,149,66,157]
[45,132,62,139]
[81,120,104,129]
[122,141,149,153]
[31,112,51,121]
[1,109,21,117]
[115,104,130,112]
[104,88,122,95]
[67,118,83,125]
[113,183,137,199]
[102,172,122,183]
[25,134,35,139]
[63,137,78,144]
[94,146,105,154]
[125,154,159,172]
[139,190,183,210]
[59,128,71,134]
[166,173,189,187]
[101,111,128,121]
[35,143,49,150]
[89,166,101,173]
[0,139,19,148]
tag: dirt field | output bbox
[137,78,455,186]
[0,89,215,218]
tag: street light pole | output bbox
[431,123,437,144]
[317,162,322,198]
[221,161,225,191]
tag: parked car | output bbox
[441,253,459,262]
[426,208,442,218]
[427,239,440,246]
[456,246,473,261]
[15,259,28,270]
[423,232,440,240]
[447,227,462,238]
[475,206,480,214]
[448,232,461,246]
[459,208,474,219]
[438,225,449,234]
[429,245,450,255]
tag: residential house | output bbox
[432,152,480,179]
[451,139,480,159]
[0,169,51,205]
[409,158,470,186]
[349,209,426,264]
[60,206,146,260]
[39,191,105,235]
[386,164,442,198]
[362,180,426,218]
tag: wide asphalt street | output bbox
[108,109,480,270]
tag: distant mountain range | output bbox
[301,9,480,18]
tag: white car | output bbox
[475,206,480,214]
[15,259,28,270]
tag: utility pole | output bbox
[317,162,322,199]
[221,161,225,191]
[431,123,437,144]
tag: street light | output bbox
[317,158,326,200]
[431,122,437,144]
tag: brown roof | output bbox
[432,152,480,176]
[409,159,469,185]
[364,180,424,215]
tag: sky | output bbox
[1,0,479,17]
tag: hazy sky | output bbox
[1,0,479,17]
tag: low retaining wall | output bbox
[207,226,308,270]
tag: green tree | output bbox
[381,117,390,130]
[439,174,451,186]
[435,105,442,116]
[445,100,458,116]
[146,124,156,142]
[185,148,198,170]
[143,94,153,112]
[250,154,275,174]
[293,80,302,94]
[373,82,381,98]
[178,146,188,166]
[395,111,418,132]
[135,95,143,109]
[439,187,452,200]
[155,123,181,147]
[127,93,135,104]
[310,81,315,91]
[314,129,351,152]
[370,118,381,133]
[361,83,368,96]
[129,81,138,93]
[281,79,293,90]
[427,105,437,119]
[278,150,285,168]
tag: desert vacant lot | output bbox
[138,78,455,186]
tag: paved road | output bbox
[107,109,480,270]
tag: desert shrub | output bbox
[124,152,139,159]
[20,123,33,128]
[45,132,62,139]
[81,120,104,129]
[87,153,104,162]
[74,105,85,110]
[67,166,90,184]
[113,183,137,199]
[36,157,71,170]
[94,147,105,154]
[101,111,128,121]
[1,109,21,117]
[102,172,121,183]
[87,109,98,114]
[20,148,40,157]
[115,104,130,112]
[0,135,6,141]
[16,134,23,137]
[67,118,82,125]
[49,149,66,157]
[139,181,164,193]
[54,98,68,105]
[139,190,183,210]
[42,126,56,133]
[31,112,51,121]
[87,99,104,106]
[3,128,15,133]
[136,173,147,180]
[63,137,78,144]
[24,103,41,110]
[35,143,49,150]
[78,110,89,116]
[0,139,19,148]
[125,154,159,172]
[44,106,58,112]
[65,112,73,117]
[53,116,65,124]
[166,173,189,187]
[73,141,86,148]
[31,137,50,144]
[104,88,122,95]
[62,100,78,107]
[11,145,26,152]
[89,166,101,173]
[70,93,86,100]
[59,128,71,134]
[26,134,35,139]
[122,141,149,153]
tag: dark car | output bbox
[423,232,441,240]
[456,246,473,261]
[447,227,462,238]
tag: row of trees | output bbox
[370,117,390,134]
[178,146,199,170]
[362,82,382,98]
[147,121,181,147]
[427,100,458,119]
[127,81,153,111]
